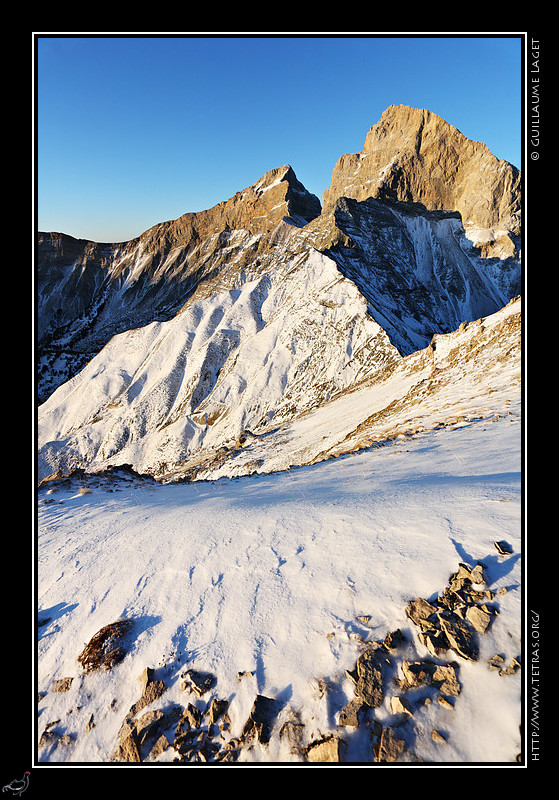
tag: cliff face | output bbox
[322,105,521,243]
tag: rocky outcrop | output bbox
[322,105,521,238]
[77,619,134,673]
[37,556,520,764]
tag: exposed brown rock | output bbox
[432,664,461,697]
[77,619,133,673]
[241,694,279,744]
[494,540,513,556]
[39,729,75,749]
[438,615,479,662]
[209,697,229,724]
[383,628,406,650]
[406,597,438,629]
[322,105,521,237]
[112,729,141,762]
[390,696,413,716]
[398,659,461,697]
[353,648,385,708]
[148,734,169,760]
[181,668,216,697]
[338,696,367,727]
[418,628,451,657]
[465,604,492,633]
[52,677,73,693]
[306,735,343,763]
[377,726,406,763]
[127,667,166,717]
[488,653,506,671]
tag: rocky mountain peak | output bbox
[322,104,521,239]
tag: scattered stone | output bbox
[499,657,521,676]
[437,587,466,616]
[148,734,169,760]
[129,668,166,716]
[77,619,133,673]
[237,670,255,681]
[432,664,461,697]
[400,659,434,689]
[112,729,141,762]
[390,696,413,716]
[377,727,406,762]
[356,615,371,625]
[431,729,446,743]
[418,628,450,657]
[494,540,513,556]
[488,654,505,670]
[86,714,95,732]
[241,695,279,744]
[39,729,75,748]
[438,696,454,709]
[448,563,487,593]
[306,735,343,763]
[398,659,461,698]
[465,604,492,634]
[406,598,438,628]
[438,614,479,661]
[469,564,486,585]
[209,697,229,724]
[353,648,385,708]
[279,715,305,756]
[182,703,203,729]
[383,629,406,649]
[182,669,216,697]
[338,696,367,727]
[115,703,181,762]
[134,709,165,747]
[52,677,73,693]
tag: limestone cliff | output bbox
[322,105,521,245]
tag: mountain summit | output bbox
[37,106,521,485]
[323,105,521,245]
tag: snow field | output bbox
[37,415,522,764]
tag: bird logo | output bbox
[2,772,30,796]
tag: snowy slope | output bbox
[38,283,520,485]
[37,249,400,484]
[37,412,522,764]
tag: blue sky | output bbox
[36,35,524,243]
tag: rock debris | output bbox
[38,559,520,764]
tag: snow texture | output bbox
[37,412,522,763]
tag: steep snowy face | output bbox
[311,196,521,355]
[191,297,521,481]
[37,249,400,483]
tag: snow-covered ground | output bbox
[36,408,522,765]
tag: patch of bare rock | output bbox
[38,549,520,763]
